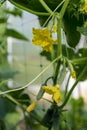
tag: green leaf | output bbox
[69,48,87,66]
[63,12,81,48]
[10,90,30,106]
[40,50,51,61]
[4,28,29,41]
[74,64,87,81]
[63,0,85,48]
[77,26,87,36]
[73,48,87,81]
[78,48,87,57]
[0,98,16,119]
[65,48,87,81]
[62,45,75,59]
[18,93,30,105]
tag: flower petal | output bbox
[42,85,62,103]
[32,28,56,52]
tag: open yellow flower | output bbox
[32,28,57,52]
[42,84,62,104]
[26,100,38,112]
[83,0,87,13]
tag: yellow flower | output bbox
[52,92,61,104]
[42,84,62,104]
[83,0,87,13]
[32,28,57,52]
[71,71,76,79]
[26,100,38,112]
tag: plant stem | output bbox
[70,57,87,65]
[60,0,70,19]
[53,0,70,85]
[42,0,65,27]
[53,60,61,85]
[45,76,53,85]
[57,18,62,57]
[59,65,87,109]
[38,0,53,14]
[0,90,20,106]
[9,0,50,16]
[57,0,70,57]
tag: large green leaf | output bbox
[63,0,85,48]
[8,0,62,13]
[63,15,81,48]
[4,28,29,41]
[63,12,83,48]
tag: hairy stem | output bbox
[38,0,53,14]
